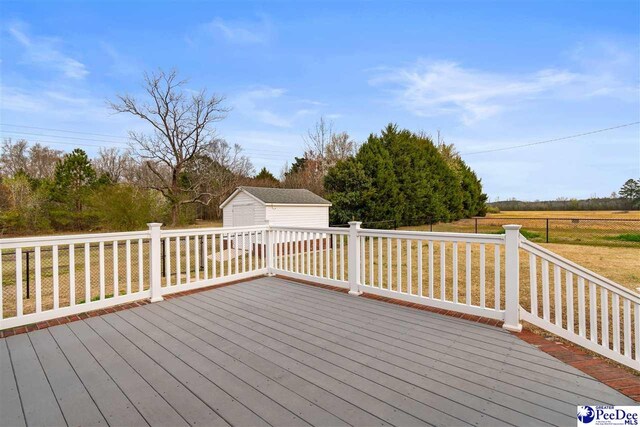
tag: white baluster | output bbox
[53,245,59,309]
[35,247,42,313]
[113,241,118,298]
[465,243,471,305]
[69,244,75,306]
[126,240,132,293]
[16,248,22,317]
[452,242,458,303]
[578,277,586,337]
[84,243,90,303]
[99,242,105,300]
[417,241,423,297]
[612,293,620,352]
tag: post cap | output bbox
[348,221,362,227]
[502,224,522,230]
[147,222,163,228]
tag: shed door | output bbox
[233,204,255,226]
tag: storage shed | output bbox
[220,186,331,228]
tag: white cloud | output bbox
[6,22,89,79]
[232,86,317,128]
[370,60,579,124]
[370,48,638,125]
[199,16,272,44]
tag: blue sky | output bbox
[1,0,638,201]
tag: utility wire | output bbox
[0,135,294,160]
[461,121,640,156]
[0,130,129,145]
[0,123,130,140]
[0,130,298,158]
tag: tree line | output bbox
[0,69,488,236]
[490,179,640,211]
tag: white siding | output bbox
[222,192,265,227]
[265,205,329,227]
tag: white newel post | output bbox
[148,223,163,302]
[503,224,522,332]
[348,221,362,296]
[265,221,275,276]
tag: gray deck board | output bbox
[101,311,267,427]
[163,298,427,426]
[0,339,26,427]
[114,309,309,427]
[132,305,350,427]
[5,333,66,427]
[83,316,224,427]
[192,285,569,426]
[142,303,388,427]
[215,284,574,424]
[28,329,106,426]
[1,276,635,427]
[252,279,614,386]
[231,280,622,403]
[67,320,189,427]
[48,324,149,426]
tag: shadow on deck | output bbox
[1,276,634,426]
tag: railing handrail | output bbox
[520,238,640,303]
[269,225,350,235]
[0,230,151,249]
[357,227,505,244]
[161,225,268,238]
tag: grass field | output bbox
[424,210,640,247]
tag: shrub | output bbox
[88,184,167,231]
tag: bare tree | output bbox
[109,69,229,225]
[326,131,356,167]
[303,116,333,176]
[28,143,63,179]
[0,139,29,177]
[0,139,62,179]
[93,147,133,183]
[191,139,254,219]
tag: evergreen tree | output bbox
[324,124,487,226]
[324,158,372,224]
[254,167,279,185]
[619,178,640,209]
[49,148,98,229]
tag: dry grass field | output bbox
[421,211,640,247]
[489,210,640,219]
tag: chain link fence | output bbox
[335,216,640,247]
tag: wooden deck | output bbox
[1,277,634,427]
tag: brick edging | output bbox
[0,276,259,338]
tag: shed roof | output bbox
[221,186,331,208]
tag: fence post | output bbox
[148,223,163,303]
[502,224,522,332]
[348,221,362,296]
[474,218,478,234]
[265,221,275,276]
[546,218,549,243]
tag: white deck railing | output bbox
[519,238,639,370]
[1,221,638,370]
